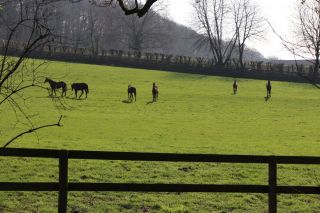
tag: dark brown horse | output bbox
[233,80,238,94]
[152,82,158,102]
[44,77,67,97]
[71,83,89,99]
[128,85,136,102]
[266,80,272,98]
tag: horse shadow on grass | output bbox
[122,99,134,104]
[146,101,155,105]
[65,96,84,101]
[43,95,65,99]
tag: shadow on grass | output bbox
[146,101,155,105]
[122,100,133,104]
[65,96,84,100]
[44,95,66,99]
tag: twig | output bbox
[2,115,63,148]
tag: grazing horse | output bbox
[44,77,67,97]
[128,85,136,102]
[71,83,89,99]
[152,82,158,102]
[233,80,238,94]
[266,80,272,98]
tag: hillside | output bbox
[0,1,264,61]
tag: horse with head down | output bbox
[71,83,89,99]
[128,85,136,102]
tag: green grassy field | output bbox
[0,60,320,212]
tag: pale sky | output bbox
[166,0,297,60]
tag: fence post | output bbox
[58,150,69,213]
[268,156,277,213]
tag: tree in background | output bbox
[121,2,172,53]
[269,0,320,80]
[295,0,320,79]
[193,0,237,69]
[193,0,265,70]
[232,0,264,70]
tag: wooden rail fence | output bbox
[0,148,320,213]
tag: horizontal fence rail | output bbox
[0,148,320,213]
[2,148,320,164]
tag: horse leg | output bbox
[75,90,77,99]
[79,90,83,99]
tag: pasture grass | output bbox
[0,60,320,212]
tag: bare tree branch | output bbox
[117,0,158,17]
[193,0,237,68]
[0,0,65,147]
[232,0,265,69]
[85,0,158,17]
[2,116,63,148]
[268,0,320,80]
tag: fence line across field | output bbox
[0,148,320,213]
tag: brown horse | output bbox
[71,83,89,99]
[152,82,158,102]
[233,80,238,94]
[128,85,136,102]
[44,77,67,97]
[266,80,272,98]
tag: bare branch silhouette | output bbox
[2,116,63,148]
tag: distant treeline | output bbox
[1,41,315,83]
[0,0,264,60]
[0,0,316,82]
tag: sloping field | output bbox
[0,61,319,212]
